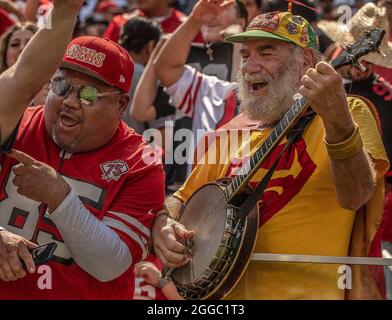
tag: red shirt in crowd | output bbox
[104,8,204,43]
[0,9,14,37]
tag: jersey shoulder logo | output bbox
[100,160,129,182]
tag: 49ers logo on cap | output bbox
[66,44,106,68]
[101,160,129,182]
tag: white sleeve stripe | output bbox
[178,68,198,115]
[107,210,151,238]
[190,73,203,116]
[102,217,148,259]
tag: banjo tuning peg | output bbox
[377,47,386,57]
[356,61,367,72]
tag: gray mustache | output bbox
[243,73,272,83]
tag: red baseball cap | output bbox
[61,36,134,92]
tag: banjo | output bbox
[163,29,388,300]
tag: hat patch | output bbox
[66,44,106,68]
[248,12,280,32]
[119,75,125,83]
[286,21,299,34]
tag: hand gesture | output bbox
[8,149,71,212]
[299,61,348,120]
[190,0,234,26]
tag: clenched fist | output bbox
[299,61,355,143]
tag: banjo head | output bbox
[173,183,229,285]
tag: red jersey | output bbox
[375,66,392,84]
[0,9,14,37]
[104,8,203,43]
[0,107,165,299]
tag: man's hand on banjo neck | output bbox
[152,197,195,267]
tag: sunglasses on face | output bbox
[50,78,122,106]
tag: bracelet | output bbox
[157,277,171,289]
[324,125,363,160]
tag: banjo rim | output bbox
[174,181,260,300]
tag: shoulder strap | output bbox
[238,112,316,219]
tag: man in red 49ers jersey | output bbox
[0,0,165,299]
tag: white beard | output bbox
[237,59,301,125]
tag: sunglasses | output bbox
[50,78,122,106]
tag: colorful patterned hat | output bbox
[225,11,319,49]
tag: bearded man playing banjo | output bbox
[152,0,389,300]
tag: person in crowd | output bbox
[134,256,183,300]
[143,0,247,191]
[151,0,246,181]
[319,1,392,300]
[0,0,165,299]
[120,16,161,134]
[104,0,201,43]
[0,22,37,74]
[152,0,389,299]
[0,21,49,106]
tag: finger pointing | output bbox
[8,149,36,167]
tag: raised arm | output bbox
[130,60,158,122]
[24,0,40,22]
[130,39,167,122]
[300,62,377,211]
[0,0,83,146]
[154,0,233,87]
